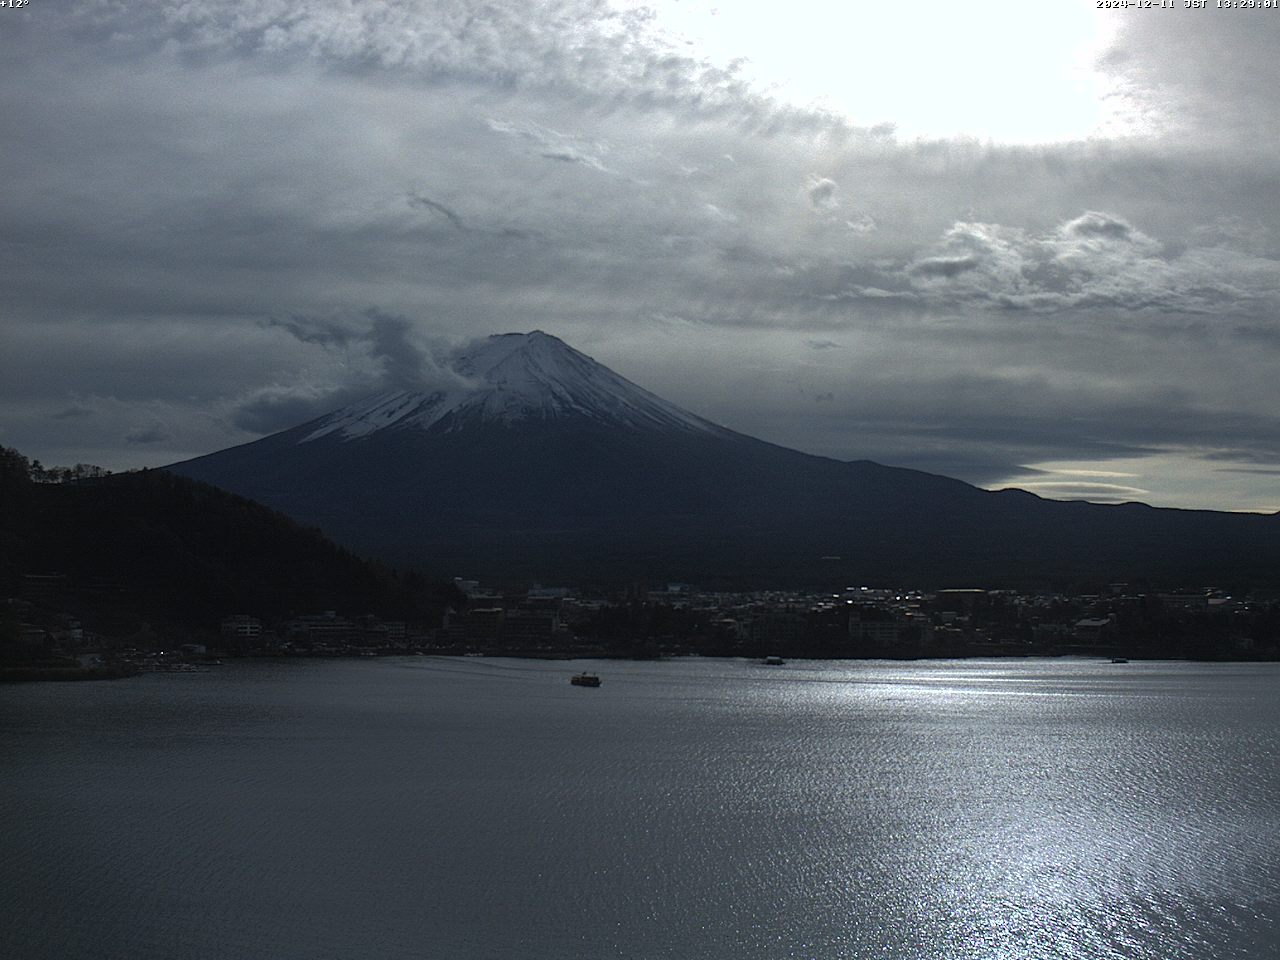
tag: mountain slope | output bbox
[168,332,1280,587]
[0,447,455,636]
[301,330,728,441]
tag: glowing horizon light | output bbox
[623,0,1128,144]
[991,457,1280,514]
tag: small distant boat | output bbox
[1111,657,1129,664]
[763,656,786,666]
[570,672,601,687]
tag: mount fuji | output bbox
[300,330,726,441]
[169,331,1280,586]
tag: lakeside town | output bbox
[6,574,1280,677]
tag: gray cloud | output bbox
[844,213,877,235]
[365,309,437,391]
[407,193,467,230]
[911,256,980,279]
[486,118,613,172]
[56,0,762,115]
[888,212,1280,317]
[807,177,838,210]
[125,422,172,445]
[231,387,358,434]
[263,315,357,347]
[229,308,468,432]
[1102,14,1280,150]
[1199,449,1280,466]
[1064,211,1134,241]
[3,1,1280,510]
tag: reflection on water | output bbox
[2,658,1278,959]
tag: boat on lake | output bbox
[763,656,786,666]
[570,672,601,687]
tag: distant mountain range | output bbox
[169,331,1280,587]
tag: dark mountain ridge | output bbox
[0,447,455,639]
[168,332,1280,588]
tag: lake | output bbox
[2,657,1278,958]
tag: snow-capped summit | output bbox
[168,330,1280,587]
[301,331,725,443]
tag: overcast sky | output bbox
[3,0,1279,511]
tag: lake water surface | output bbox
[2,657,1278,959]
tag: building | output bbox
[221,615,263,643]
[502,609,560,645]
[848,612,902,649]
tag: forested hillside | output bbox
[0,446,456,640]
